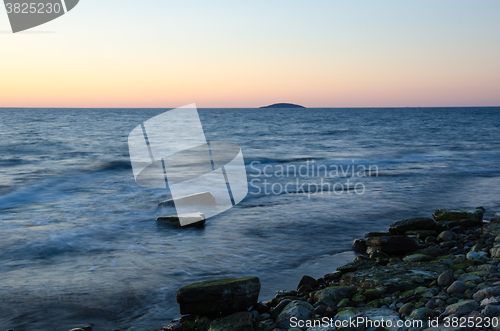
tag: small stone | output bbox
[399,302,414,315]
[447,280,468,295]
[403,253,432,262]
[445,300,478,315]
[473,286,500,301]
[437,230,459,243]
[351,293,366,303]
[484,304,500,317]
[425,299,436,309]
[467,251,481,260]
[438,272,455,287]
[458,273,482,283]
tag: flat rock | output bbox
[276,300,315,329]
[158,191,217,207]
[444,300,478,315]
[366,235,418,255]
[177,277,261,315]
[208,311,254,331]
[341,261,449,292]
[432,207,484,226]
[156,212,206,227]
[389,218,437,235]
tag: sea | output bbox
[1,107,500,330]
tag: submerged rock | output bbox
[177,277,260,315]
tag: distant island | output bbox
[260,103,306,109]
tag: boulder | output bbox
[313,286,357,307]
[208,311,254,331]
[432,207,484,227]
[341,261,448,292]
[444,300,478,315]
[365,235,418,255]
[492,212,500,223]
[389,217,437,235]
[177,277,260,315]
[276,300,315,329]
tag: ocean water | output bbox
[1,107,500,330]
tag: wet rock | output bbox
[271,299,293,319]
[352,239,367,253]
[457,273,482,283]
[473,286,500,301]
[342,261,448,292]
[433,207,484,224]
[298,275,319,291]
[314,286,357,307]
[492,212,500,223]
[363,289,382,301]
[445,300,478,315]
[467,251,482,261]
[425,299,436,309]
[447,281,468,295]
[324,271,342,282]
[437,231,458,243]
[297,285,313,295]
[276,300,315,329]
[366,235,418,255]
[409,307,430,320]
[484,304,500,317]
[480,296,500,306]
[403,253,432,262]
[177,276,261,315]
[399,302,414,315]
[337,257,377,273]
[208,311,254,331]
[438,272,455,287]
[389,218,437,235]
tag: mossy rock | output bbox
[403,254,433,262]
[341,261,448,292]
[177,277,261,315]
[208,312,254,331]
[314,286,356,307]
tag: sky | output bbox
[1,0,500,108]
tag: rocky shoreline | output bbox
[164,207,500,331]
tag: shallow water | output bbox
[1,107,500,330]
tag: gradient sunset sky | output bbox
[1,0,500,108]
